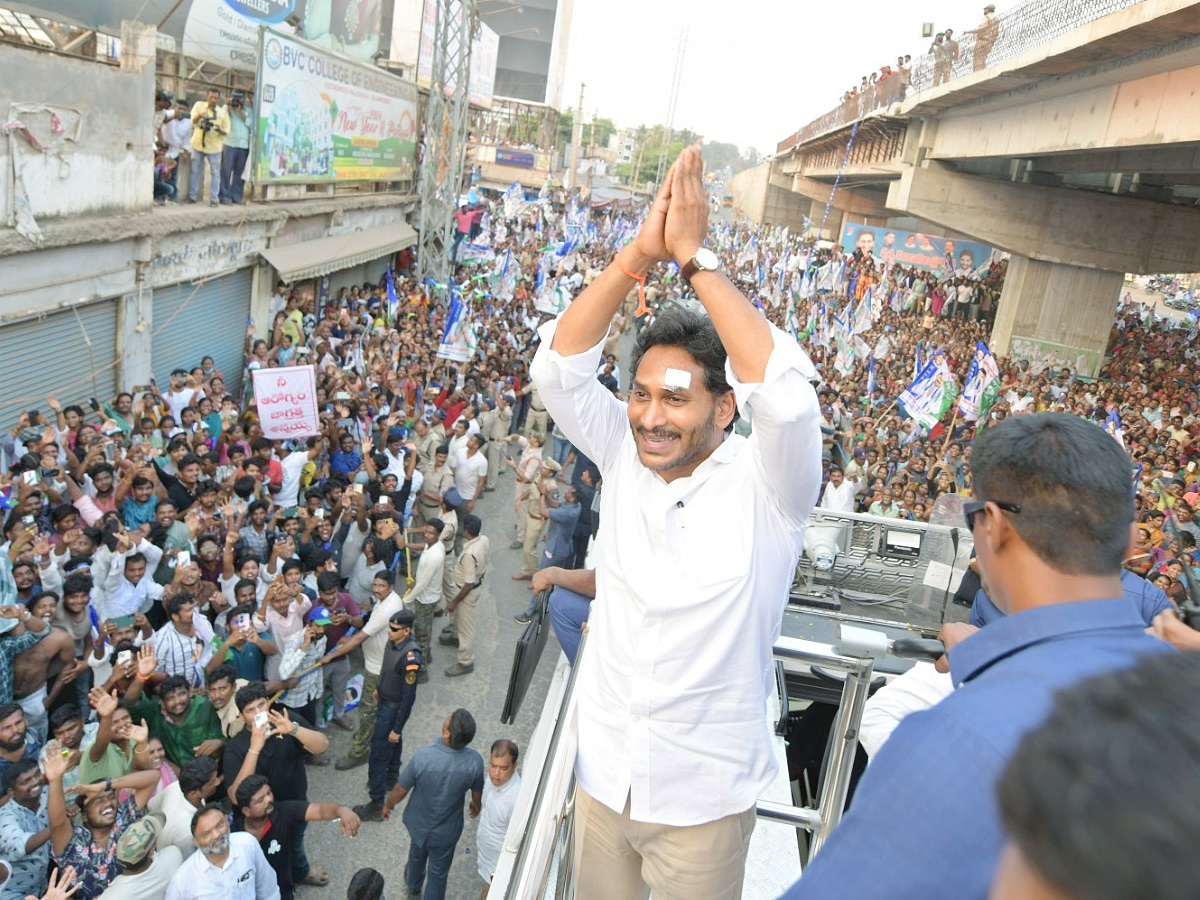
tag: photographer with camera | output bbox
[220,91,251,206]
[187,89,230,207]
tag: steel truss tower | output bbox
[418,0,476,288]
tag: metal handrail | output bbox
[778,0,1144,154]
[497,632,879,897]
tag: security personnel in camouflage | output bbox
[354,608,421,821]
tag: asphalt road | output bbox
[296,457,562,900]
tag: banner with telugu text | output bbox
[252,365,320,438]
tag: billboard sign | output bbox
[7,0,392,71]
[254,27,418,184]
[415,0,499,108]
[495,149,535,168]
[840,224,995,275]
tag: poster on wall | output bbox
[415,0,499,108]
[6,0,394,71]
[254,27,418,183]
[839,224,996,276]
[253,365,320,438]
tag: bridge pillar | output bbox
[990,255,1121,377]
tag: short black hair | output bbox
[235,773,270,810]
[49,704,82,731]
[462,514,482,539]
[316,571,340,593]
[165,591,195,619]
[160,675,190,699]
[235,682,269,713]
[180,756,218,794]
[998,651,1200,900]
[628,309,739,430]
[448,708,476,749]
[490,738,519,764]
[347,868,386,900]
[2,758,40,793]
[207,663,237,688]
[969,413,1133,575]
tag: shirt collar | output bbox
[949,598,1144,687]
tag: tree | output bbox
[743,146,761,166]
[558,110,574,148]
[702,141,742,171]
[589,116,616,149]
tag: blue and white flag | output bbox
[852,290,873,335]
[502,181,524,218]
[437,284,477,362]
[866,354,876,397]
[1104,409,1125,447]
[385,266,399,322]
[958,341,1001,421]
[900,350,957,430]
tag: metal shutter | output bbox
[152,269,252,396]
[0,300,118,414]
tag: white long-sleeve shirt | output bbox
[530,317,821,826]
[101,538,164,619]
[406,540,445,606]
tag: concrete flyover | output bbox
[742,0,1200,374]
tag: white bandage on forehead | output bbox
[663,368,692,392]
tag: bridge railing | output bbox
[909,0,1143,92]
[777,0,1143,155]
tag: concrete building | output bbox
[0,20,417,410]
[480,0,574,110]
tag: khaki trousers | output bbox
[525,408,548,438]
[572,788,756,900]
[522,513,545,574]
[485,440,506,489]
[453,588,480,665]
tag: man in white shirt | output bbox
[818,465,861,513]
[449,435,488,513]
[405,519,446,683]
[275,438,321,510]
[148,757,223,859]
[165,806,279,900]
[476,739,522,896]
[318,571,405,769]
[530,147,820,899]
[102,537,165,619]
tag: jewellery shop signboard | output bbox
[253,26,418,184]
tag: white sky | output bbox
[560,0,982,154]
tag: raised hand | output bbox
[122,718,150,745]
[135,643,157,679]
[42,739,72,781]
[40,864,80,900]
[663,144,709,266]
[630,156,678,265]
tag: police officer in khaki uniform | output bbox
[440,514,489,677]
[418,445,455,525]
[504,432,545,548]
[479,395,513,491]
[412,418,441,481]
[521,382,549,438]
[514,458,560,580]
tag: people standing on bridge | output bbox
[530,146,821,900]
[969,4,1001,71]
[931,33,952,86]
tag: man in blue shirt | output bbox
[970,567,1173,627]
[329,434,364,480]
[382,709,484,900]
[783,412,1172,899]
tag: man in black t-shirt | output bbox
[223,682,330,888]
[234,774,359,899]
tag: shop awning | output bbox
[260,222,418,282]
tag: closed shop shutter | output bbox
[152,268,252,395]
[0,300,118,414]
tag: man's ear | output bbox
[715,390,737,430]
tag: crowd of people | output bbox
[1,133,1199,900]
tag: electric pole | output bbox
[569,82,584,191]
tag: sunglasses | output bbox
[962,498,1021,531]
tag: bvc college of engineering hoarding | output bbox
[254,27,418,184]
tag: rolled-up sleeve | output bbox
[727,323,822,525]
[530,317,628,472]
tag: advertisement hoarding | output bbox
[254,27,418,184]
[839,224,996,275]
[415,0,500,108]
[7,0,393,71]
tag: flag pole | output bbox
[941,405,961,455]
